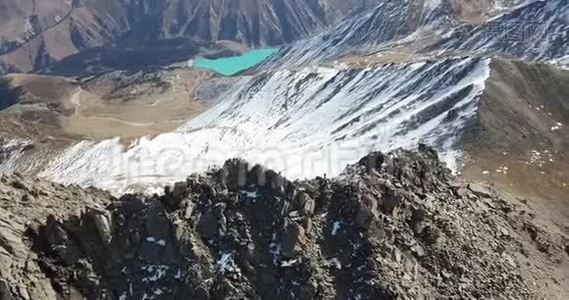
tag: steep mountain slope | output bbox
[1,0,566,203]
[0,1,568,298]
[461,59,569,223]
[0,0,536,74]
[0,0,123,73]
[262,0,451,69]
[0,172,112,299]
[0,0,73,55]
[265,0,568,69]
[0,0,382,74]
[1,148,568,299]
[38,57,491,194]
[431,0,569,62]
[30,58,569,229]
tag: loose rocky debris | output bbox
[1,145,568,299]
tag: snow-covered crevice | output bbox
[40,57,491,194]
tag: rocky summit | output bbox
[0,145,567,299]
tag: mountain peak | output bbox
[2,147,567,299]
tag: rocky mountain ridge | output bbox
[0,1,567,299]
[1,146,568,299]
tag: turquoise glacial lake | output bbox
[193,48,279,76]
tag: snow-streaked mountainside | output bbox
[0,0,386,73]
[264,0,568,69]
[431,0,569,62]
[261,0,451,68]
[40,57,490,194]
[2,0,568,196]
[0,138,32,174]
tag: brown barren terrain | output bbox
[462,59,569,226]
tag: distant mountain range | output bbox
[0,0,535,74]
[0,0,384,73]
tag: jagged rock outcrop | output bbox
[0,173,111,299]
[1,146,568,299]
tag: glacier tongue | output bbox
[40,57,490,194]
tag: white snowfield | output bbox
[40,57,491,195]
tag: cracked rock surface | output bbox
[1,145,568,299]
